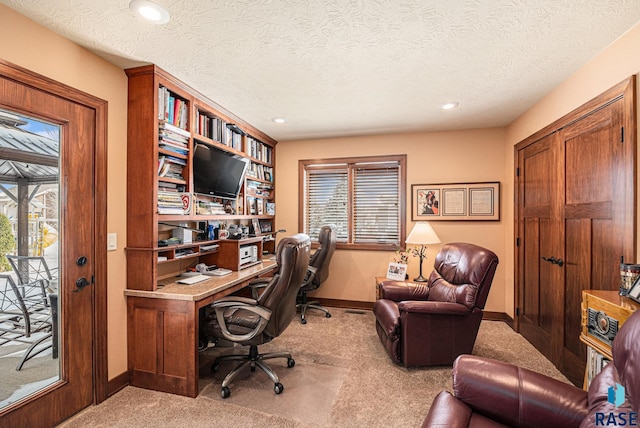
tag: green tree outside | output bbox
[0,214,15,272]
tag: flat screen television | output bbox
[193,143,250,199]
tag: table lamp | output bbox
[405,221,441,282]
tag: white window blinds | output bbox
[302,156,404,249]
[305,167,348,241]
[353,164,400,245]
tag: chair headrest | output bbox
[428,242,499,309]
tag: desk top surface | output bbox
[583,289,640,312]
[124,259,277,301]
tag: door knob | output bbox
[73,277,91,292]
[541,256,564,267]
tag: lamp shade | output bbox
[405,222,441,245]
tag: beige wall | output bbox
[503,22,640,318]
[279,21,640,318]
[1,3,638,381]
[0,5,129,380]
[276,129,508,311]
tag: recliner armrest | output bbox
[379,282,429,301]
[398,300,471,316]
[452,355,588,428]
[421,391,472,428]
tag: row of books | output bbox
[246,180,273,198]
[195,200,226,215]
[158,182,185,193]
[159,122,189,157]
[585,346,611,388]
[158,122,189,181]
[157,191,191,215]
[247,137,272,163]
[158,156,186,180]
[158,86,188,130]
[246,163,274,182]
[195,110,243,151]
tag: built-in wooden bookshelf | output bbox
[125,65,277,291]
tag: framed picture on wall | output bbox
[411,182,500,221]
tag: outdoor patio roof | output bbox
[0,116,58,185]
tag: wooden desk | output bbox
[124,260,277,397]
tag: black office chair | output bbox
[204,233,311,398]
[296,225,337,324]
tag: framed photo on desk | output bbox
[628,276,640,303]
[386,262,407,281]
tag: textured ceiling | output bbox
[2,1,640,141]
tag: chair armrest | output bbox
[247,277,273,299]
[398,300,471,316]
[379,281,429,301]
[300,266,318,288]
[213,295,259,305]
[248,277,272,286]
[452,355,588,428]
[211,297,272,342]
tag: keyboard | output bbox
[205,268,232,276]
[200,244,219,251]
[176,274,209,284]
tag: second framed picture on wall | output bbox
[411,182,500,221]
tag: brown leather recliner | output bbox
[423,308,640,428]
[373,242,498,367]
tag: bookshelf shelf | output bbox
[125,64,277,291]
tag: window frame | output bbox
[298,154,406,251]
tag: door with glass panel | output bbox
[0,62,105,426]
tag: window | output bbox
[299,155,406,250]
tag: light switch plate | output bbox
[107,233,117,251]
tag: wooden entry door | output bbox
[0,61,107,425]
[516,77,636,386]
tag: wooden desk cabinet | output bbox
[125,261,276,397]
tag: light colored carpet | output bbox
[59,308,570,428]
[202,358,349,426]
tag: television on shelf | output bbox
[193,143,250,199]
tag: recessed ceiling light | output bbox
[129,0,170,24]
[441,102,460,110]
[271,117,286,124]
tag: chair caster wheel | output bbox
[287,357,295,368]
[325,313,332,318]
[211,363,219,373]
[274,383,284,394]
[301,318,307,324]
[221,386,230,399]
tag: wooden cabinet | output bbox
[125,65,277,291]
[216,237,263,271]
[580,290,640,389]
